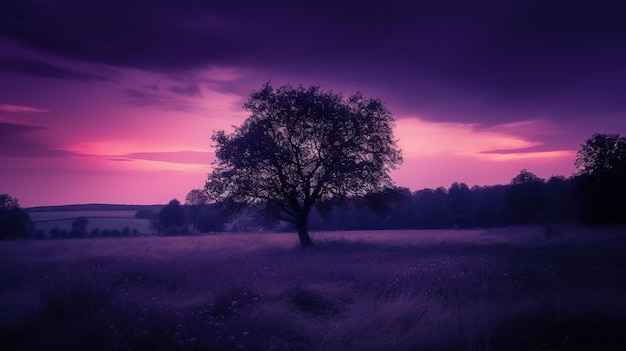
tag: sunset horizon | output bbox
[2,1,625,207]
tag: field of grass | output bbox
[1,227,625,350]
[28,210,153,234]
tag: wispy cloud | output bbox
[123,150,214,165]
[395,117,576,162]
[0,103,49,113]
[0,121,44,136]
[123,88,199,111]
[0,57,114,82]
[169,83,202,97]
[0,121,71,157]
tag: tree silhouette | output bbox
[575,133,626,224]
[185,189,208,231]
[448,182,474,228]
[575,133,626,176]
[70,217,89,238]
[159,199,185,234]
[412,188,451,229]
[505,169,548,224]
[0,194,33,240]
[206,83,402,247]
[545,176,577,223]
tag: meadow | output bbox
[1,227,625,350]
[28,211,154,235]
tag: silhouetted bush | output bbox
[197,205,226,232]
[135,209,156,219]
[70,217,89,238]
[34,230,45,240]
[162,226,189,236]
[159,199,186,233]
[49,227,68,239]
[90,228,101,237]
[504,170,549,224]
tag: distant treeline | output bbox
[0,170,623,240]
[44,224,142,240]
[172,166,623,234]
[27,204,164,212]
[311,173,578,231]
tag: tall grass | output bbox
[1,227,625,350]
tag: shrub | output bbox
[134,209,156,220]
[90,228,101,237]
[70,217,89,238]
[162,226,189,236]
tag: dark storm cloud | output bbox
[2,0,626,125]
[0,57,113,82]
[0,0,244,69]
[0,121,71,157]
[9,0,623,72]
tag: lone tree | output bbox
[206,83,402,247]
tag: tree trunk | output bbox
[296,216,314,248]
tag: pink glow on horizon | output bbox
[395,118,537,158]
[3,105,581,206]
[0,65,581,207]
[394,117,575,161]
[481,150,575,162]
[392,151,576,190]
[0,169,207,207]
[392,117,577,189]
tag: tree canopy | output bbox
[158,199,185,234]
[575,133,626,176]
[205,83,402,246]
[0,194,33,240]
[505,170,548,224]
[185,189,209,231]
[574,133,626,224]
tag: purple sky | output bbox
[1,0,626,207]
